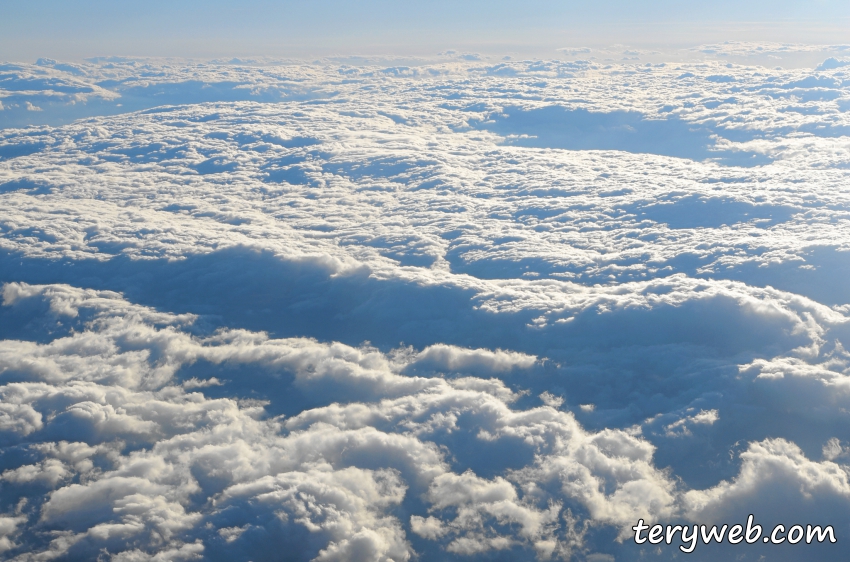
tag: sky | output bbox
[2,0,850,60]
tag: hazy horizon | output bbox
[3,1,850,61]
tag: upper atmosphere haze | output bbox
[2,0,850,60]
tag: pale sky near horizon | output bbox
[2,0,850,60]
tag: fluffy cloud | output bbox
[3,55,850,560]
[0,282,848,560]
[684,438,850,532]
[0,284,668,559]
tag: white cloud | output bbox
[1,459,72,486]
[217,524,249,543]
[1,274,849,558]
[664,409,719,437]
[181,377,223,389]
[409,515,447,540]
[0,283,681,559]
[684,438,850,524]
[409,344,537,373]
[0,516,24,555]
[817,57,850,70]
[3,55,850,560]
[539,391,564,408]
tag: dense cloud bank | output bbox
[2,56,850,560]
[0,283,848,561]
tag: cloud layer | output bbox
[0,282,845,561]
[2,56,850,560]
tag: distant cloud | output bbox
[557,47,592,56]
[817,57,850,70]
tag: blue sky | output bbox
[3,0,850,59]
